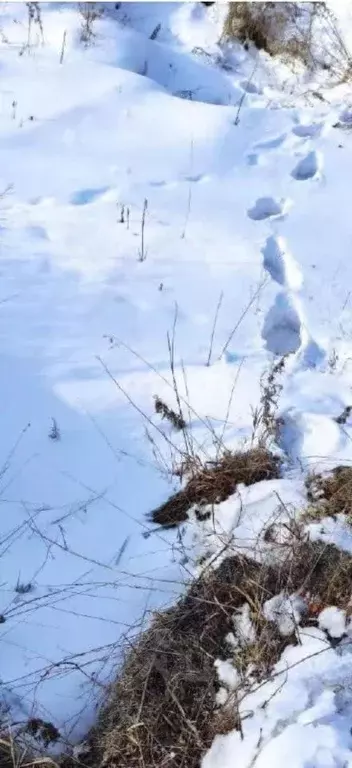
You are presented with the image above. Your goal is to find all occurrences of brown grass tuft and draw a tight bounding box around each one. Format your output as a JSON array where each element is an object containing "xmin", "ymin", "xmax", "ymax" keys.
[
  {"xmin": 89, "ymin": 555, "xmax": 282, "ymax": 768},
  {"xmin": 87, "ymin": 535, "xmax": 352, "ymax": 768},
  {"xmin": 222, "ymin": 3, "xmax": 308, "ymax": 56},
  {"xmin": 149, "ymin": 447, "xmax": 281, "ymax": 528},
  {"xmin": 305, "ymin": 465, "xmax": 352, "ymax": 523},
  {"xmin": 222, "ymin": 3, "xmax": 352, "ymax": 82}
]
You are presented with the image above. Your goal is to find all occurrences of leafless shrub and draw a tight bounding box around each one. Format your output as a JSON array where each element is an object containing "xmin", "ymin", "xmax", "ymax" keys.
[
  {"xmin": 252, "ymin": 356, "xmax": 286, "ymax": 445},
  {"xmin": 19, "ymin": 2, "xmax": 44, "ymax": 55},
  {"xmin": 79, "ymin": 3, "xmax": 103, "ymax": 46}
]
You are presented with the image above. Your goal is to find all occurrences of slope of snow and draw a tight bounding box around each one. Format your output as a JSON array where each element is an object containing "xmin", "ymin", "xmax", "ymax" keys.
[{"xmin": 1, "ymin": 0, "xmax": 352, "ymax": 755}]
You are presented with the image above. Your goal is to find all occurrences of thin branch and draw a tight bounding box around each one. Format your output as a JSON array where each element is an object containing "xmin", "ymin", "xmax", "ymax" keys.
[{"xmin": 206, "ymin": 290, "xmax": 224, "ymax": 366}]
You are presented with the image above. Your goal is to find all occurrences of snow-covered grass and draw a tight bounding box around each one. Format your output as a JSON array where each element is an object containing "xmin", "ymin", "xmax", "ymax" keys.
[{"xmin": 2, "ymin": 1, "xmax": 352, "ymax": 766}]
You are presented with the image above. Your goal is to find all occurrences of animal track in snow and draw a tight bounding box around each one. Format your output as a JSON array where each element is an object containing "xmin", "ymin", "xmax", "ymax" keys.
[
  {"xmin": 183, "ymin": 173, "xmax": 210, "ymax": 183},
  {"xmin": 240, "ymin": 80, "xmax": 262, "ymax": 95},
  {"xmin": 26, "ymin": 225, "xmax": 49, "ymax": 241},
  {"xmin": 335, "ymin": 108, "xmax": 352, "ymax": 128},
  {"xmin": 291, "ymin": 150, "xmax": 322, "ymax": 181},
  {"xmin": 262, "ymin": 292, "xmax": 302, "ymax": 355},
  {"xmin": 299, "ymin": 337, "xmax": 326, "ymax": 370},
  {"xmin": 149, "ymin": 179, "xmax": 177, "ymax": 189},
  {"xmin": 70, "ymin": 187, "xmax": 109, "ymax": 205},
  {"xmin": 262, "ymin": 236, "xmax": 303, "ymax": 291},
  {"xmin": 279, "ymin": 409, "xmax": 343, "ymax": 465},
  {"xmin": 248, "ymin": 196, "xmax": 291, "ymax": 221},
  {"xmin": 253, "ymin": 134, "xmax": 287, "ymax": 151},
  {"xmin": 292, "ymin": 122, "xmax": 324, "ymax": 138}
]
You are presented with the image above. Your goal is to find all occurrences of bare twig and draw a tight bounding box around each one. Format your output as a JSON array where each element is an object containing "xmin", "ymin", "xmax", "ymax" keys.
[
  {"xmin": 206, "ymin": 290, "xmax": 224, "ymax": 366},
  {"xmin": 138, "ymin": 198, "xmax": 148, "ymax": 261},
  {"xmin": 59, "ymin": 30, "xmax": 67, "ymax": 64},
  {"xmin": 218, "ymin": 277, "xmax": 267, "ymax": 360}
]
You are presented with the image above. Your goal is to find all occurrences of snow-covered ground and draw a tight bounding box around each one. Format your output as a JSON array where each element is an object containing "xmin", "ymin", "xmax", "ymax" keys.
[{"xmin": 2, "ymin": 0, "xmax": 352, "ymax": 760}]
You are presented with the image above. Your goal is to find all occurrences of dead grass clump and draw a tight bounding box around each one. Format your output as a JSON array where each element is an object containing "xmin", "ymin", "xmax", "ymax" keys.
[
  {"xmin": 222, "ymin": 2, "xmax": 300, "ymax": 54},
  {"xmin": 305, "ymin": 465, "xmax": 352, "ymax": 523},
  {"xmin": 73, "ymin": 533, "xmax": 352, "ymax": 768},
  {"xmin": 287, "ymin": 538, "xmax": 352, "ymax": 613},
  {"xmin": 222, "ymin": 3, "xmax": 352, "ymax": 81},
  {"xmin": 90, "ymin": 538, "xmax": 352, "ymax": 768},
  {"xmin": 150, "ymin": 446, "xmax": 281, "ymax": 527},
  {"xmin": 89, "ymin": 554, "xmax": 285, "ymax": 768}
]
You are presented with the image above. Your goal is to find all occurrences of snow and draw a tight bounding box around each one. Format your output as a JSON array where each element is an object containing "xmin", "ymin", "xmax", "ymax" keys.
[
  {"xmin": 263, "ymin": 593, "xmax": 307, "ymax": 637},
  {"xmin": 319, "ymin": 606, "xmax": 347, "ymax": 639},
  {"xmin": 2, "ymin": 0, "xmax": 352, "ymax": 760},
  {"xmin": 192, "ymin": 478, "xmax": 305, "ymax": 568},
  {"xmin": 214, "ymin": 658, "xmax": 239, "ymax": 691},
  {"xmin": 232, "ymin": 603, "xmax": 256, "ymax": 646},
  {"xmin": 203, "ymin": 624, "xmax": 352, "ymax": 768},
  {"xmin": 308, "ymin": 514, "xmax": 352, "ymax": 555}
]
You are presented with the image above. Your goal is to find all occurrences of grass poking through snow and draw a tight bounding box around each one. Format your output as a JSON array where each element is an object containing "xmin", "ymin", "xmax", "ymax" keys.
[{"xmin": 149, "ymin": 447, "xmax": 281, "ymax": 528}]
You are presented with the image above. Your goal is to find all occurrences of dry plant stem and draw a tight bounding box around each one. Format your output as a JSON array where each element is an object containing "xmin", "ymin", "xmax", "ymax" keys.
[
  {"xmin": 206, "ymin": 290, "xmax": 224, "ymax": 366},
  {"xmin": 59, "ymin": 30, "xmax": 67, "ymax": 64},
  {"xmin": 96, "ymin": 355, "xmax": 184, "ymax": 460},
  {"xmin": 107, "ymin": 337, "xmax": 221, "ymax": 458},
  {"xmin": 216, "ymin": 357, "xmax": 245, "ymax": 461},
  {"xmin": 218, "ymin": 277, "xmax": 268, "ymax": 360},
  {"xmin": 138, "ymin": 198, "xmax": 148, "ymax": 261},
  {"xmin": 234, "ymin": 59, "xmax": 258, "ymax": 125},
  {"xmin": 167, "ymin": 303, "xmax": 192, "ymax": 457}
]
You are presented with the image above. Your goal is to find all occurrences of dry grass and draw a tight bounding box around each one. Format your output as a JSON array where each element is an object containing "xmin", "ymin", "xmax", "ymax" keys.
[
  {"xmin": 149, "ymin": 446, "xmax": 281, "ymax": 528},
  {"xmin": 305, "ymin": 465, "xmax": 352, "ymax": 524},
  {"xmin": 86, "ymin": 534, "xmax": 352, "ymax": 768},
  {"xmin": 222, "ymin": 2, "xmax": 301, "ymax": 55},
  {"xmin": 222, "ymin": 3, "xmax": 352, "ymax": 82},
  {"xmin": 88, "ymin": 555, "xmax": 283, "ymax": 768},
  {"xmin": 78, "ymin": 3, "xmax": 103, "ymax": 46},
  {"xmin": 0, "ymin": 732, "xmax": 57, "ymax": 768},
  {"xmin": 3, "ymin": 539, "xmax": 352, "ymax": 768}
]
